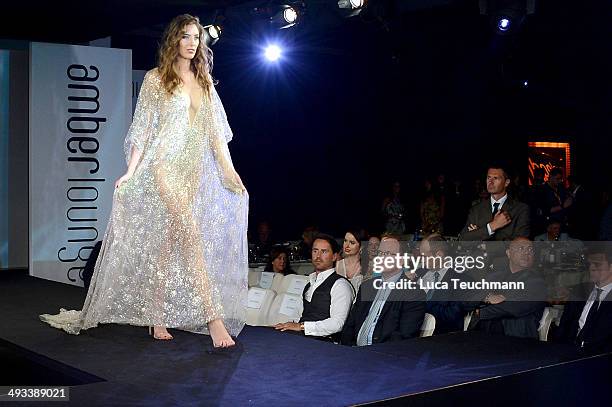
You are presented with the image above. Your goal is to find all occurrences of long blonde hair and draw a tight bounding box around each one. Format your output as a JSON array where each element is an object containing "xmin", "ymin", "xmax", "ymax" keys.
[{"xmin": 157, "ymin": 14, "xmax": 214, "ymax": 96}]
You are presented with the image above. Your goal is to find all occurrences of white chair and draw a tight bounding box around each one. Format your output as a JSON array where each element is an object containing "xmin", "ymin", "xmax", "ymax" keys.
[
  {"xmin": 278, "ymin": 274, "xmax": 309, "ymax": 296},
  {"xmin": 538, "ymin": 307, "xmax": 555, "ymax": 342},
  {"xmin": 270, "ymin": 273, "xmax": 285, "ymax": 293},
  {"xmin": 266, "ymin": 292, "xmax": 304, "ymax": 325},
  {"xmin": 248, "ymin": 270, "xmax": 262, "ymax": 288},
  {"xmin": 245, "ymin": 287, "xmax": 276, "ymax": 326},
  {"xmin": 420, "ymin": 313, "xmax": 436, "ymax": 337},
  {"xmin": 463, "ymin": 311, "xmax": 473, "ymax": 331}
]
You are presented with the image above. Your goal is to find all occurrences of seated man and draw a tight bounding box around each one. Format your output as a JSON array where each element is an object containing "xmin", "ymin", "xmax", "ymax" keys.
[
  {"xmin": 468, "ymin": 237, "xmax": 547, "ymax": 339},
  {"xmin": 417, "ymin": 234, "xmax": 472, "ymax": 334},
  {"xmin": 555, "ymin": 243, "xmax": 612, "ymax": 354},
  {"xmin": 534, "ymin": 220, "xmax": 575, "ymax": 241},
  {"xmin": 275, "ymin": 233, "xmax": 354, "ymax": 340},
  {"xmin": 341, "ymin": 236, "xmax": 425, "ymax": 346}
]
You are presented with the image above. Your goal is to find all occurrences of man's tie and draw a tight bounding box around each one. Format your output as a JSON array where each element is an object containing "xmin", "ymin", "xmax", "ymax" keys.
[
  {"xmin": 576, "ymin": 287, "xmax": 603, "ymax": 346},
  {"xmin": 492, "ymin": 202, "xmax": 500, "ymax": 217},
  {"xmin": 426, "ymin": 271, "xmax": 440, "ymax": 301}
]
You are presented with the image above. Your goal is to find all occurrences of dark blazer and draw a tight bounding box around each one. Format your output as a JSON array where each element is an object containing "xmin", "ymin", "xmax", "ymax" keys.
[
  {"xmin": 471, "ymin": 266, "xmax": 547, "ymax": 339},
  {"xmin": 459, "ymin": 196, "xmax": 530, "ymax": 241},
  {"xmin": 340, "ymin": 273, "xmax": 426, "ymax": 346},
  {"xmin": 555, "ymin": 283, "xmax": 612, "ymax": 354},
  {"xmin": 417, "ymin": 268, "xmax": 474, "ymax": 334}
]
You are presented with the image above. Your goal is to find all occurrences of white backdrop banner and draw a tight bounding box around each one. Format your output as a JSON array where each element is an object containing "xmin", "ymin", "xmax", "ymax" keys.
[{"xmin": 29, "ymin": 42, "xmax": 131, "ymax": 285}]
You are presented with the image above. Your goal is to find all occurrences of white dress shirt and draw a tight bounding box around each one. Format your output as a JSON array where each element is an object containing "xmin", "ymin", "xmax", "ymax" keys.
[
  {"xmin": 578, "ymin": 281, "xmax": 612, "ymax": 331},
  {"xmin": 303, "ymin": 268, "xmax": 354, "ymax": 337},
  {"xmin": 487, "ymin": 194, "xmax": 508, "ymax": 235}
]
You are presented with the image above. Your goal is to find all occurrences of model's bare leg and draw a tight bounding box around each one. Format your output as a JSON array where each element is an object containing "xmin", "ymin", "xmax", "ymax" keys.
[{"xmin": 155, "ymin": 161, "xmax": 234, "ymax": 348}]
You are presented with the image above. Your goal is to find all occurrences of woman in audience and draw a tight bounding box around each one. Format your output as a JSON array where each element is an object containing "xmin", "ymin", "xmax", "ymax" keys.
[
  {"xmin": 336, "ymin": 230, "xmax": 363, "ymax": 294},
  {"xmin": 264, "ymin": 246, "xmax": 296, "ymax": 276},
  {"xmin": 420, "ymin": 178, "xmax": 445, "ymax": 235}
]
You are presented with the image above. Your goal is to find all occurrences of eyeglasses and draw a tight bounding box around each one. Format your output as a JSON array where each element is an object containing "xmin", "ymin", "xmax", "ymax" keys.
[{"xmin": 511, "ymin": 246, "xmax": 535, "ymax": 254}]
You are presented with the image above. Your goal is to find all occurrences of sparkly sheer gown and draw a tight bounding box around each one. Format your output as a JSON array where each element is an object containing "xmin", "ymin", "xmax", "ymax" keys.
[{"xmin": 40, "ymin": 69, "xmax": 248, "ymax": 337}]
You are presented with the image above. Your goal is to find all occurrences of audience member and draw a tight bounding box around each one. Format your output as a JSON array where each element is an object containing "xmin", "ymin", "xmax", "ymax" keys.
[
  {"xmin": 264, "ymin": 246, "xmax": 296, "ymax": 276},
  {"xmin": 555, "ymin": 243, "xmax": 612, "ymax": 354},
  {"xmin": 416, "ymin": 234, "xmax": 473, "ymax": 334},
  {"xmin": 336, "ymin": 230, "xmax": 364, "ymax": 295},
  {"xmin": 420, "ymin": 179, "xmax": 445, "ymax": 235},
  {"xmin": 364, "ymin": 235, "xmax": 381, "ymax": 278},
  {"xmin": 468, "ymin": 238, "xmax": 547, "ymax": 339},
  {"xmin": 254, "ymin": 220, "xmax": 275, "ymax": 258},
  {"xmin": 534, "ymin": 220, "xmax": 574, "ymax": 241},
  {"xmin": 540, "ymin": 167, "xmax": 573, "ymax": 227},
  {"xmin": 381, "ymin": 181, "xmax": 406, "ymax": 235},
  {"xmin": 275, "ymin": 234, "xmax": 354, "ymax": 340},
  {"xmin": 528, "ymin": 167, "xmax": 547, "ymax": 235},
  {"xmin": 341, "ymin": 236, "xmax": 425, "ymax": 346},
  {"xmin": 459, "ymin": 165, "xmax": 530, "ymax": 241},
  {"xmin": 298, "ymin": 225, "xmax": 319, "ymax": 260}
]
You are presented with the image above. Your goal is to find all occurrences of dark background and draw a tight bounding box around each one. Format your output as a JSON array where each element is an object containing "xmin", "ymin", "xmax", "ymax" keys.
[{"xmin": 2, "ymin": 0, "xmax": 611, "ymax": 240}]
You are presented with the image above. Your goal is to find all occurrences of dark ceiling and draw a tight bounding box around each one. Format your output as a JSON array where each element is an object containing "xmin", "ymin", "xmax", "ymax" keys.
[{"xmin": 0, "ymin": 0, "xmax": 255, "ymax": 43}]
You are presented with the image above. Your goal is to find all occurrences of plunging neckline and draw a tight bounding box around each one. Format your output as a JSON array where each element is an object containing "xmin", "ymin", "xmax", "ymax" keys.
[{"xmin": 179, "ymin": 86, "xmax": 203, "ymax": 128}]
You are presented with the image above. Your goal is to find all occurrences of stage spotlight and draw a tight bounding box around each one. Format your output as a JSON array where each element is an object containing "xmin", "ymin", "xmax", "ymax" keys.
[
  {"xmin": 480, "ymin": 0, "xmax": 536, "ymax": 34},
  {"xmin": 338, "ymin": 0, "xmax": 366, "ymax": 17},
  {"xmin": 270, "ymin": 5, "xmax": 300, "ymax": 29},
  {"xmin": 283, "ymin": 7, "xmax": 298, "ymax": 24},
  {"xmin": 497, "ymin": 17, "xmax": 511, "ymax": 31},
  {"xmin": 264, "ymin": 45, "xmax": 282, "ymax": 62},
  {"xmin": 203, "ymin": 24, "xmax": 221, "ymax": 46}
]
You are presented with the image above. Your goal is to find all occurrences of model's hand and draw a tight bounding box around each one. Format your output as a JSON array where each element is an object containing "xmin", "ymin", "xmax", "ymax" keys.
[
  {"xmin": 224, "ymin": 171, "xmax": 246, "ymax": 195},
  {"xmin": 114, "ymin": 171, "xmax": 134, "ymax": 189},
  {"xmin": 274, "ymin": 322, "xmax": 301, "ymax": 332},
  {"xmin": 489, "ymin": 210, "xmax": 511, "ymax": 232}
]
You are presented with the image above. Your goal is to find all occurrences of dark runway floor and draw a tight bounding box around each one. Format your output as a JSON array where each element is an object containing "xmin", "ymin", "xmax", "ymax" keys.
[{"xmin": 0, "ymin": 270, "xmax": 608, "ymax": 406}]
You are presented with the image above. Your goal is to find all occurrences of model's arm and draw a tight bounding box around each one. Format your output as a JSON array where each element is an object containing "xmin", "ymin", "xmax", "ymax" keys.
[
  {"xmin": 207, "ymin": 85, "xmax": 245, "ymax": 194},
  {"xmin": 116, "ymin": 70, "xmax": 159, "ymax": 188}
]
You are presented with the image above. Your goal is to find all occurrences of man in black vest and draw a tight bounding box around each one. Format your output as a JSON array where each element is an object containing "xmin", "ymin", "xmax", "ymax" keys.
[
  {"xmin": 341, "ymin": 236, "xmax": 426, "ymax": 346},
  {"xmin": 555, "ymin": 243, "xmax": 612, "ymax": 354},
  {"xmin": 275, "ymin": 234, "xmax": 354, "ymax": 340}
]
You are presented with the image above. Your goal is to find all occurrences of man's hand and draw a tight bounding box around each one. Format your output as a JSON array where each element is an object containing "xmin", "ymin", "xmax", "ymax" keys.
[
  {"xmin": 485, "ymin": 293, "xmax": 506, "ymax": 304},
  {"xmin": 468, "ymin": 224, "xmax": 479, "ymax": 232},
  {"xmin": 489, "ymin": 210, "xmax": 512, "ymax": 232},
  {"xmin": 274, "ymin": 322, "xmax": 302, "ymax": 332}
]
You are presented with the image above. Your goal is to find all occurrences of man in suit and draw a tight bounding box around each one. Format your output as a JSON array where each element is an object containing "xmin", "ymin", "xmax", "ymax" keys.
[
  {"xmin": 468, "ymin": 238, "xmax": 547, "ymax": 339},
  {"xmin": 417, "ymin": 234, "xmax": 473, "ymax": 334},
  {"xmin": 341, "ymin": 236, "xmax": 426, "ymax": 346},
  {"xmin": 459, "ymin": 166, "xmax": 530, "ymax": 242},
  {"xmin": 275, "ymin": 233, "xmax": 354, "ymax": 340},
  {"xmin": 555, "ymin": 243, "xmax": 612, "ymax": 354}
]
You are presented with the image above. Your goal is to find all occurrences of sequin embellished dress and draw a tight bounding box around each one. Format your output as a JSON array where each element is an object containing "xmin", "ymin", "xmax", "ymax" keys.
[{"xmin": 40, "ymin": 69, "xmax": 248, "ymax": 337}]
